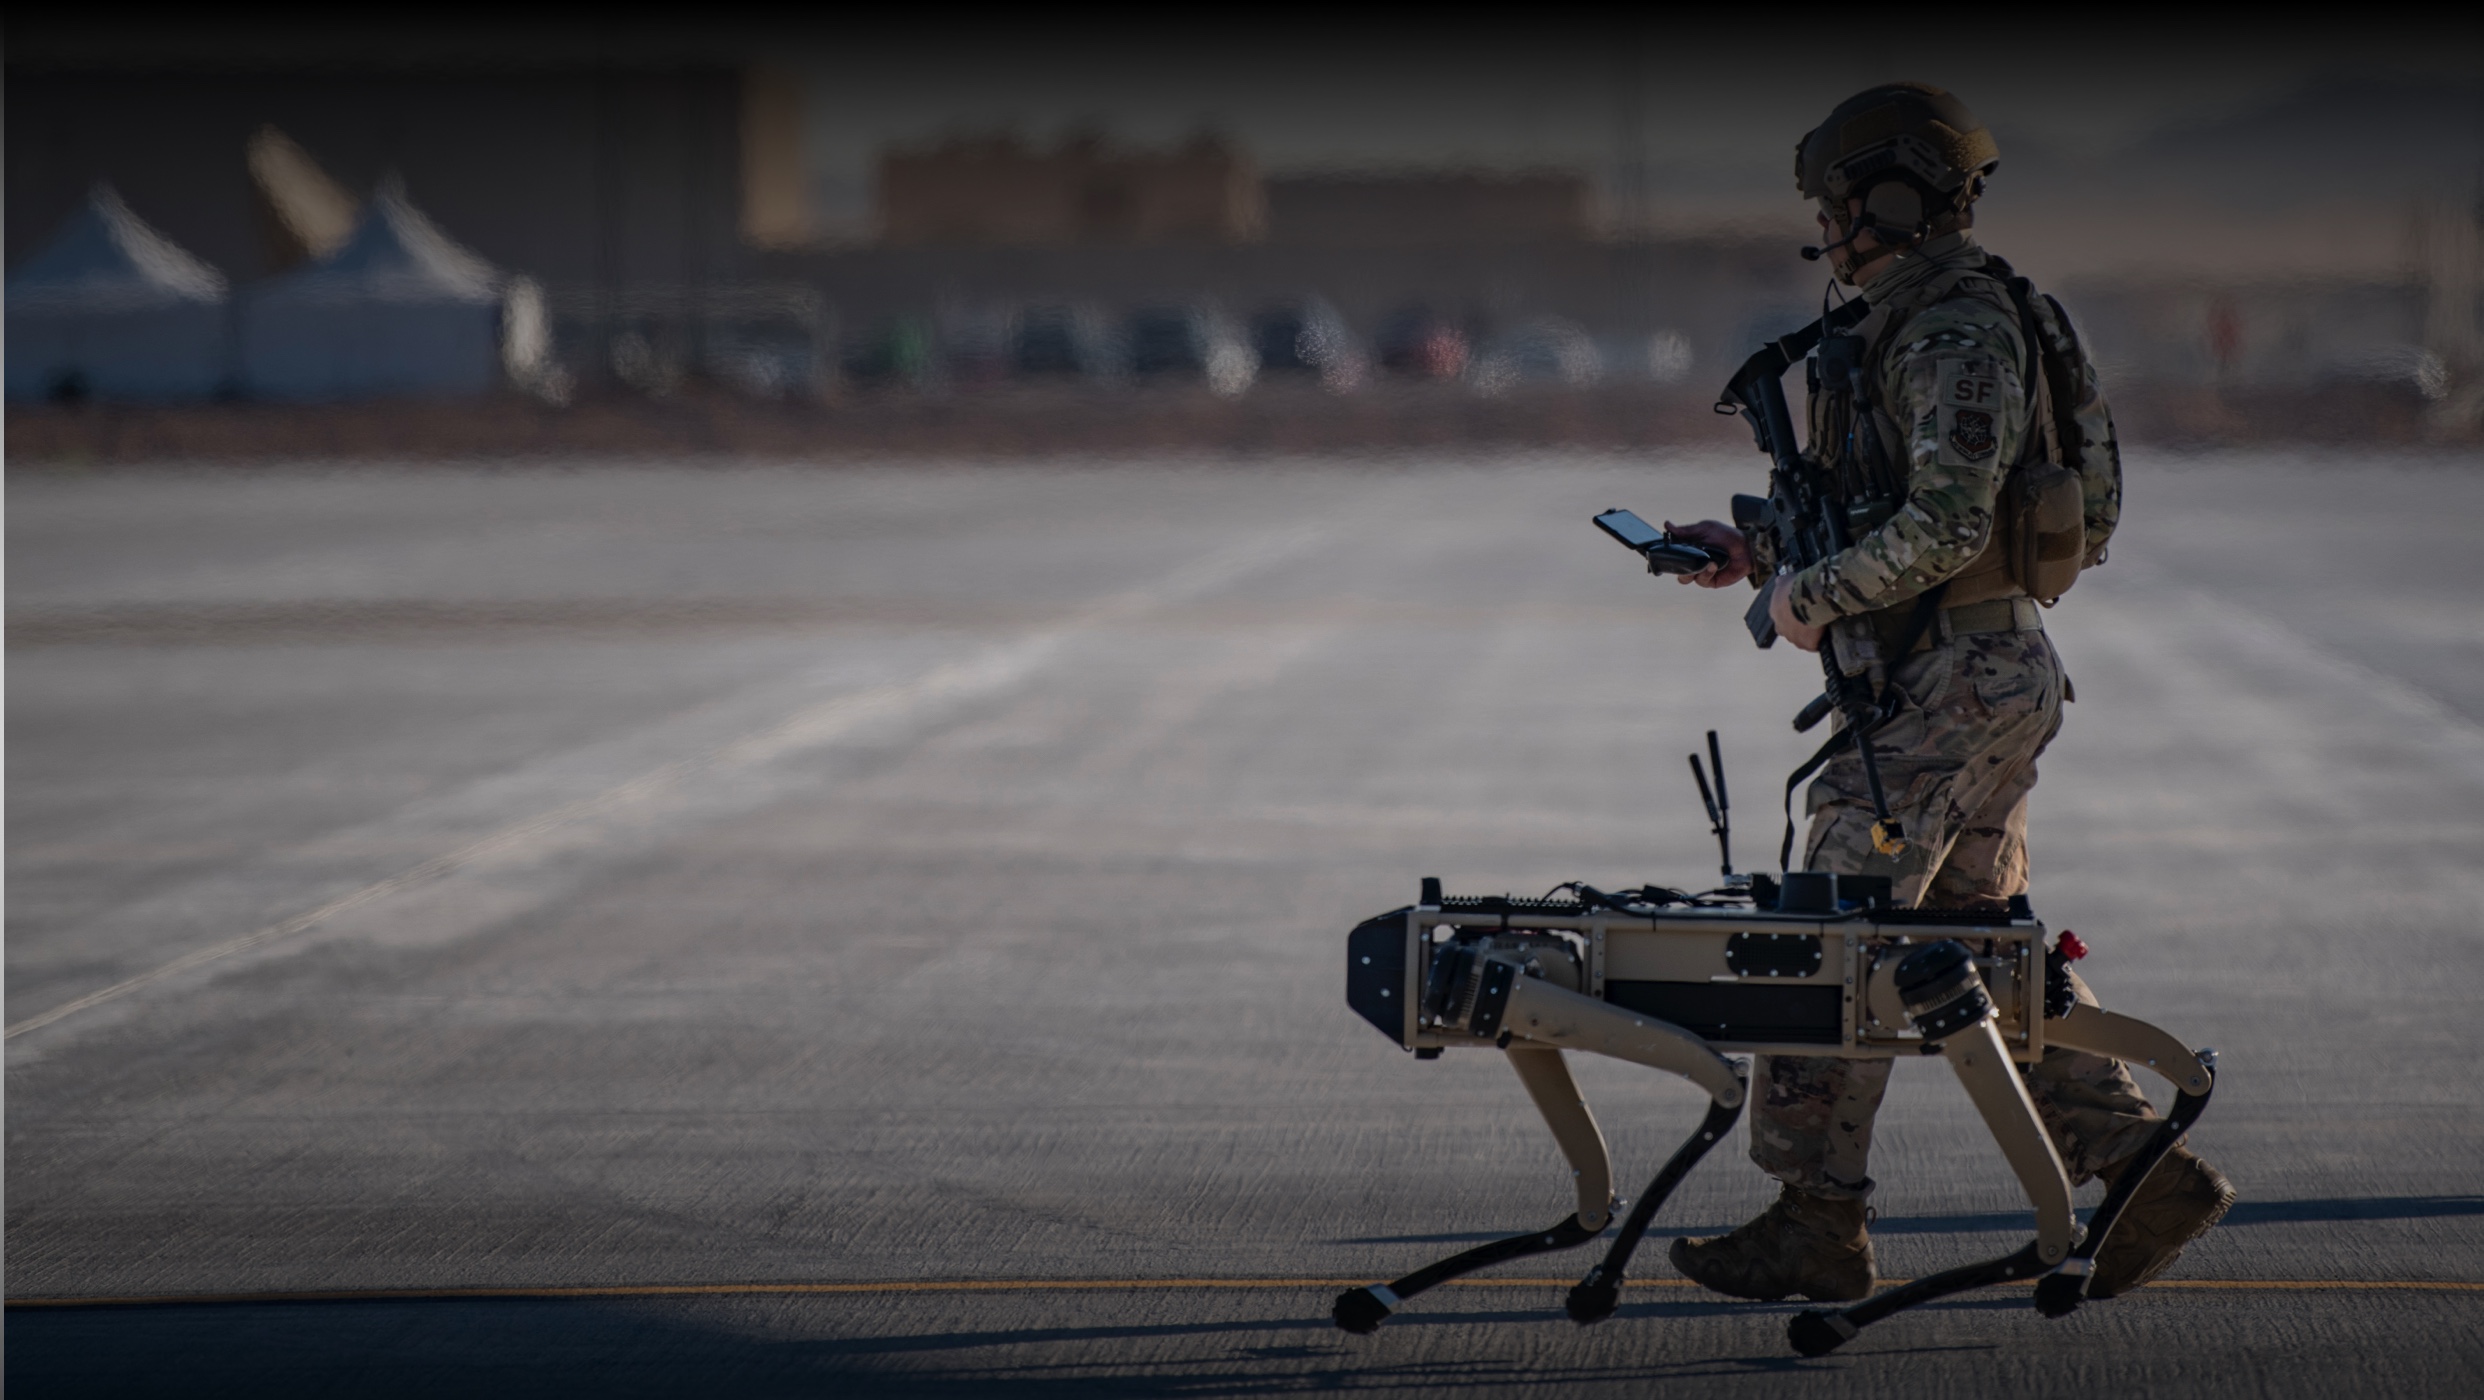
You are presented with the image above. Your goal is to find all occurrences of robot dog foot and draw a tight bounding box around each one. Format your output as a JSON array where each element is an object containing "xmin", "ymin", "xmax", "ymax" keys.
[
  {"xmin": 1332, "ymin": 1285, "xmax": 1395, "ymax": 1335},
  {"xmin": 1331, "ymin": 1214, "xmax": 1602, "ymax": 1334},
  {"xmin": 1787, "ymin": 1241, "xmax": 2051, "ymax": 1355},
  {"xmin": 1787, "ymin": 1309, "xmax": 1860, "ymax": 1357}
]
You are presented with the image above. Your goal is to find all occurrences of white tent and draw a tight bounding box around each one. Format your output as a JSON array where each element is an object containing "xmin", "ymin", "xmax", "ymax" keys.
[
  {"xmin": 239, "ymin": 179, "xmax": 544, "ymax": 401},
  {"xmin": 6, "ymin": 185, "xmax": 231, "ymax": 402}
]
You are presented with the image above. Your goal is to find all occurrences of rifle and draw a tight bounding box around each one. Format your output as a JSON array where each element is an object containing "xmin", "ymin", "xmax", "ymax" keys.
[{"xmin": 1715, "ymin": 301, "xmax": 1908, "ymax": 860}]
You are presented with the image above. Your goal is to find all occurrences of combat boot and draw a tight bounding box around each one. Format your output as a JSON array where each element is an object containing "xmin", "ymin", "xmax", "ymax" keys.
[
  {"xmin": 2088, "ymin": 1146, "xmax": 2236, "ymax": 1298},
  {"xmin": 1669, "ymin": 1185, "xmax": 1875, "ymax": 1302}
]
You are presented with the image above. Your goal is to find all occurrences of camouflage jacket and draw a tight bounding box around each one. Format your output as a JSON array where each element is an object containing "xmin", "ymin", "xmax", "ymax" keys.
[{"xmin": 1782, "ymin": 232, "xmax": 2121, "ymax": 626}]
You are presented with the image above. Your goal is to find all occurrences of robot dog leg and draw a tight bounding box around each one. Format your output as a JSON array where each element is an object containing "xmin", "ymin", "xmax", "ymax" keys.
[
  {"xmin": 1495, "ymin": 971, "xmax": 1750, "ymax": 1325},
  {"xmin": 1565, "ymin": 1092, "xmax": 1746, "ymax": 1325},
  {"xmin": 1333, "ymin": 945, "xmax": 1746, "ymax": 1335},
  {"xmin": 1331, "ymin": 1043, "xmax": 1611, "ymax": 1335},
  {"xmin": 1787, "ymin": 941, "xmax": 2220, "ymax": 1356},
  {"xmin": 2031, "ymin": 1005, "xmax": 2220, "ymax": 1317}
]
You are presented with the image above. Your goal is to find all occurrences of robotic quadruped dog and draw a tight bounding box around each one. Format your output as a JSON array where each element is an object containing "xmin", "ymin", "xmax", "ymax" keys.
[
  {"xmin": 1330, "ymin": 301, "xmax": 2218, "ymax": 1354},
  {"xmin": 1331, "ymin": 737, "xmax": 2218, "ymax": 1357}
]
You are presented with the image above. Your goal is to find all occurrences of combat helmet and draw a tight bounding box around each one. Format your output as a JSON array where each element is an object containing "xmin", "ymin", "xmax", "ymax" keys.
[{"xmin": 1797, "ymin": 82, "xmax": 2000, "ymax": 244}]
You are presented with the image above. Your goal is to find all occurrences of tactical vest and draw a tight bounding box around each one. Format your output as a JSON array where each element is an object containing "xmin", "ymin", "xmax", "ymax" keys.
[{"xmin": 1804, "ymin": 254, "xmax": 2102, "ymax": 623}]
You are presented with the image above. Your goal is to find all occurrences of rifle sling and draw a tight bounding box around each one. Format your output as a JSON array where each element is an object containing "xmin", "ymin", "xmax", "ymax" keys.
[
  {"xmin": 1718, "ymin": 297, "xmax": 1872, "ymax": 410},
  {"xmin": 1780, "ymin": 724, "xmax": 1855, "ymax": 872},
  {"xmin": 1777, "ymin": 583, "xmax": 1945, "ymax": 869}
]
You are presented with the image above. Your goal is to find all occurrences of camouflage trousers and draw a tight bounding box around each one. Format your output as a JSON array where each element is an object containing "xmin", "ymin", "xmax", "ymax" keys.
[{"xmin": 1749, "ymin": 626, "xmax": 2161, "ymax": 1200}]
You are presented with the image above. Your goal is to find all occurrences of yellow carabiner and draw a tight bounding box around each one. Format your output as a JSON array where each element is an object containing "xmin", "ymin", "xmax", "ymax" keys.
[{"xmin": 1871, "ymin": 820, "xmax": 1907, "ymax": 858}]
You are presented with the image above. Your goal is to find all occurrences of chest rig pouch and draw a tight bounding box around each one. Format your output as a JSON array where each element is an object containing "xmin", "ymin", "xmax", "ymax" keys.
[{"xmin": 1808, "ymin": 327, "xmax": 1908, "ymax": 546}]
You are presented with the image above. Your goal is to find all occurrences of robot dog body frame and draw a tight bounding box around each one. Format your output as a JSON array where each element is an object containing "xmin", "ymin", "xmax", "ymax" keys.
[{"xmin": 1336, "ymin": 884, "xmax": 2216, "ymax": 1354}]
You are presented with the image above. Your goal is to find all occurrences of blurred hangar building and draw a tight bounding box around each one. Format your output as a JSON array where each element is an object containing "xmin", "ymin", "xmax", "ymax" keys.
[{"xmin": 876, "ymin": 133, "xmax": 1265, "ymax": 247}]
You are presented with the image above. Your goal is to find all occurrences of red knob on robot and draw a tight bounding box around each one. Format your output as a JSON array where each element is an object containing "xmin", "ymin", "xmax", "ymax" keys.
[{"xmin": 2056, "ymin": 930, "xmax": 2087, "ymax": 961}]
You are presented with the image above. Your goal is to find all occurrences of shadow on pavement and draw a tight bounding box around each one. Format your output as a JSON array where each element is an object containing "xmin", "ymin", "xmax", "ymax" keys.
[
  {"xmin": 2221, "ymin": 1195, "xmax": 2484, "ymax": 1226},
  {"xmin": 12, "ymin": 1204, "xmax": 2480, "ymax": 1399},
  {"xmin": 1343, "ymin": 1194, "xmax": 2484, "ymax": 1247},
  {"xmin": 4, "ymin": 1298, "xmax": 1770, "ymax": 1400}
]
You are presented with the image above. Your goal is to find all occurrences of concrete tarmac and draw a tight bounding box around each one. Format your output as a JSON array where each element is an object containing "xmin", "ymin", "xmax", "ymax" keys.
[{"xmin": 9, "ymin": 450, "xmax": 2484, "ymax": 1397}]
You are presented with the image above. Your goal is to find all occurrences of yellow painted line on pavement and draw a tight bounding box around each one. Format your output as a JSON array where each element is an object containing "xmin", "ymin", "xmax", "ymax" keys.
[{"xmin": 10, "ymin": 1277, "xmax": 2483, "ymax": 1310}]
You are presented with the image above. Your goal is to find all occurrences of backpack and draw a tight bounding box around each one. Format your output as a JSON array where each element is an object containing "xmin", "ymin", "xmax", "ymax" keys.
[{"xmin": 1991, "ymin": 264, "xmax": 2113, "ymax": 603}]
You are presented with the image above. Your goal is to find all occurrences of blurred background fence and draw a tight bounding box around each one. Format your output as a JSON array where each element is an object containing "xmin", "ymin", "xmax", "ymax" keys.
[{"xmin": 8, "ymin": 22, "xmax": 2481, "ymax": 456}]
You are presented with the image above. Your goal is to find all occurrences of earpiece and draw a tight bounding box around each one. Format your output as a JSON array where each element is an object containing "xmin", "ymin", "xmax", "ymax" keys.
[
  {"xmin": 1801, "ymin": 179, "xmax": 1935, "ymax": 261},
  {"xmin": 1862, "ymin": 180, "xmax": 1924, "ymax": 233}
]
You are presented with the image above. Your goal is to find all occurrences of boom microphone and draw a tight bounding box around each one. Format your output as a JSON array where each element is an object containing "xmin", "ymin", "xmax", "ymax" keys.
[
  {"xmin": 1801, "ymin": 228, "xmax": 1866, "ymax": 262},
  {"xmin": 1803, "ymin": 218, "xmax": 1931, "ymax": 262}
]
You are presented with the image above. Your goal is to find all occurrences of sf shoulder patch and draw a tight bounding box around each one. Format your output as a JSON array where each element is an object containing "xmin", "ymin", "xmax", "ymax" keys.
[{"xmin": 1934, "ymin": 358, "xmax": 2007, "ymax": 465}]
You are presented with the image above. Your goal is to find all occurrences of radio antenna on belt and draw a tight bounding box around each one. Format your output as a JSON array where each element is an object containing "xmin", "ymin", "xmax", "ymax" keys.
[{"xmin": 1689, "ymin": 730, "xmax": 1735, "ymax": 879}]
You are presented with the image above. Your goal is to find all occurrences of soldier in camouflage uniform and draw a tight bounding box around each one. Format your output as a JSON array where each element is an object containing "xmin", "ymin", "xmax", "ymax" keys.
[{"xmin": 1663, "ymin": 82, "xmax": 2235, "ymax": 1305}]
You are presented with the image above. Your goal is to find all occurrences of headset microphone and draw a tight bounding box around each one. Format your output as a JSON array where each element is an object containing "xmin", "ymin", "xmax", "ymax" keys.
[
  {"xmin": 1801, "ymin": 220, "xmax": 1872, "ymax": 261},
  {"xmin": 1801, "ymin": 219, "xmax": 1928, "ymax": 263}
]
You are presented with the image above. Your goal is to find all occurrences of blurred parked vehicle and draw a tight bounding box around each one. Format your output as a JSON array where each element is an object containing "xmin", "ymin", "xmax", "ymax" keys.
[
  {"xmin": 1468, "ymin": 317, "xmax": 1601, "ymax": 395},
  {"xmin": 1645, "ymin": 329, "xmax": 1696, "ymax": 384},
  {"xmin": 1016, "ymin": 303, "xmax": 1123, "ymax": 380},
  {"xmin": 1375, "ymin": 307, "xmax": 1469, "ymax": 380},
  {"xmin": 708, "ymin": 323, "xmax": 825, "ymax": 401},
  {"xmin": 938, "ymin": 303, "xmax": 1014, "ymax": 388},
  {"xmin": 1125, "ymin": 304, "xmax": 1257, "ymax": 397},
  {"xmin": 2322, "ymin": 344, "xmax": 2451, "ymax": 400},
  {"xmin": 1251, "ymin": 296, "xmax": 1365, "ymax": 391},
  {"xmin": 609, "ymin": 327, "xmax": 687, "ymax": 397},
  {"xmin": 545, "ymin": 284, "xmax": 821, "ymax": 402},
  {"xmin": 844, "ymin": 316, "xmax": 938, "ymax": 388},
  {"xmin": 1586, "ymin": 330, "xmax": 1695, "ymax": 387}
]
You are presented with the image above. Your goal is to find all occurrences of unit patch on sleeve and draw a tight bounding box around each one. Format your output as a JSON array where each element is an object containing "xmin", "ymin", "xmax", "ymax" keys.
[
  {"xmin": 1947, "ymin": 408, "xmax": 1997, "ymax": 460},
  {"xmin": 1934, "ymin": 358, "xmax": 2006, "ymax": 464}
]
